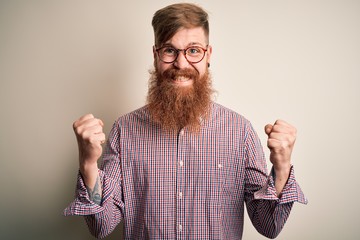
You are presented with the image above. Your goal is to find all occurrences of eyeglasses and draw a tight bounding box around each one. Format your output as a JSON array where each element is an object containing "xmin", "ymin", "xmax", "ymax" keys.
[{"xmin": 155, "ymin": 45, "xmax": 208, "ymax": 64}]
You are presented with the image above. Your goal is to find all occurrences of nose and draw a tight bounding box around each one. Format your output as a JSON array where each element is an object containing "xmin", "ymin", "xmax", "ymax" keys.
[{"xmin": 173, "ymin": 51, "xmax": 190, "ymax": 69}]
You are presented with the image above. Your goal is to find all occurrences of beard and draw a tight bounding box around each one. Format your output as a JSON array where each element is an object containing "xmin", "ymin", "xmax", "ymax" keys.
[{"xmin": 147, "ymin": 66, "xmax": 214, "ymax": 133}]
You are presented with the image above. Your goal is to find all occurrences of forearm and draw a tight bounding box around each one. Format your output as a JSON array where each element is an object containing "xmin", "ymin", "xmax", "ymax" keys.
[
  {"xmin": 249, "ymin": 165, "xmax": 307, "ymax": 235},
  {"xmin": 247, "ymin": 199, "xmax": 294, "ymax": 238},
  {"xmin": 80, "ymin": 162, "xmax": 102, "ymax": 205},
  {"xmin": 84, "ymin": 195, "xmax": 123, "ymax": 238},
  {"xmin": 246, "ymin": 167, "xmax": 293, "ymax": 238},
  {"xmin": 274, "ymin": 164, "xmax": 291, "ymax": 197},
  {"xmin": 83, "ymin": 170, "xmax": 124, "ymax": 238},
  {"xmin": 65, "ymin": 169, "xmax": 123, "ymax": 238}
]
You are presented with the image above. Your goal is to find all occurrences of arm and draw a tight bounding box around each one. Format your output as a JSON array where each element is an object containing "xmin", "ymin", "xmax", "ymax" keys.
[
  {"xmin": 65, "ymin": 115, "xmax": 124, "ymax": 238},
  {"xmin": 244, "ymin": 121, "xmax": 307, "ymax": 238},
  {"xmin": 73, "ymin": 114, "xmax": 105, "ymax": 204},
  {"xmin": 86, "ymin": 174, "xmax": 102, "ymax": 205},
  {"xmin": 265, "ymin": 120, "xmax": 296, "ymax": 197}
]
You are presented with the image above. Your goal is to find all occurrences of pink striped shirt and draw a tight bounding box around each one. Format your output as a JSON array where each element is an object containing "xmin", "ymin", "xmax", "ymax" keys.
[{"xmin": 64, "ymin": 102, "xmax": 307, "ymax": 239}]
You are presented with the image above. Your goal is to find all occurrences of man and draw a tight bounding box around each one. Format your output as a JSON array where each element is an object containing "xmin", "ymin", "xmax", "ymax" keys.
[{"xmin": 65, "ymin": 3, "xmax": 307, "ymax": 239}]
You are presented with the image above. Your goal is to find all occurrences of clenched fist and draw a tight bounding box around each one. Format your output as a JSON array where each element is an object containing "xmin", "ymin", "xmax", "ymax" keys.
[
  {"xmin": 265, "ymin": 120, "xmax": 296, "ymax": 170},
  {"xmin": 265, "ymin": 120, "xmax": 296, "ymax": 195},
  {"xmin": 73, "ymin": 114, "xmax": 105, "ymax": 168}
]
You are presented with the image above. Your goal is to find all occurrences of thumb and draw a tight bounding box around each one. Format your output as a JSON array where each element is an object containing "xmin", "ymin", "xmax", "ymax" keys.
[{"xmin": 264, "ymin": 124, "xmax": 273, "ymax": 136}]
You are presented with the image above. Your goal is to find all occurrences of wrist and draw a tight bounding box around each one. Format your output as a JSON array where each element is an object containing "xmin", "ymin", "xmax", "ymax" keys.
[
  {"xmin": 273, "ymin": 164, "xmax": 291, "ymax": 197},
  {"xmin": 273, "ymin": 163, "xmax": 291, "ymax": 178},
  {"xmin": 79, "ymin": 161, "xmax": 98, "ymax": 178}
]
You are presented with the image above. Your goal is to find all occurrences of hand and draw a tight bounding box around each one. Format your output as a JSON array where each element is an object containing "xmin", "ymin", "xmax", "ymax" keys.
[
  {"xmin": 265, "ymin": 120, "xmax": 296, "ymax": 172},
  {"xmin": 73, "ymin": 114, "xmax": 105, "ymax": 168}
]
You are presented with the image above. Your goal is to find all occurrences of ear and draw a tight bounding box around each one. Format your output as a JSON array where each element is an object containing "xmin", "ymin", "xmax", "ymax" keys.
[
  {"xmin": 153, "ymin": 46, "xmax": 157, "ymax": 59},
  {"xmin": 206, "ymin": 45, "xmax": 212, "ymax": 66}
]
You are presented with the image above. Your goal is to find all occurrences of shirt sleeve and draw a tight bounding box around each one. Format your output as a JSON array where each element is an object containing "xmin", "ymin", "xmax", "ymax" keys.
[
  {"xmin": 254, "ymin": 165, "xmax": 308, "ymax": 204},
  {"xmin": 63, "ymin": 121, "xmax": 124, "ymax": 239},
  {"xmin": 243, "ymin": 122, "xmax": 307, "ymax": 239}
]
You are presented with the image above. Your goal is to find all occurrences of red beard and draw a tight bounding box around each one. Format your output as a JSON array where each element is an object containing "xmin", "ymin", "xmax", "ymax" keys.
[{"xmin": 147, "ymin": 67, "xmax": 213, "ymax": 133}]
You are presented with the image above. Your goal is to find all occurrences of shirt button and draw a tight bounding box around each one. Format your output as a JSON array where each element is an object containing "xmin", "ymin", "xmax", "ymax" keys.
[
  {"xmin": 178, "ymin": 224, "xmax": 182, "ymax": 232},
  {"xmin": 179, "ymin": 192, "xmax": 183, "ymax": 198},
  {"xmin": 218, "ymin": 163, "xmax": 223, "ymax": 169},
  {"xmin": 180, "ymin": 129, "xmax": 184, "ymax": 136},
  {"xmin": 179, "ymin": 161, "xmax": 184, "ymax": 167}
]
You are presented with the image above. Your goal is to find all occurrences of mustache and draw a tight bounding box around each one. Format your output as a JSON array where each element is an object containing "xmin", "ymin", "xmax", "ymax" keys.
[{"xmin": 161, "ymin": 68, "xmax": 199, "ymax": 81}]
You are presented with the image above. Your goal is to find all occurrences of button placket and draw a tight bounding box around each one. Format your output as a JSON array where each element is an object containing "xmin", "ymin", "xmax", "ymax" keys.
[{"xmin": 176, "ymin": 128, "xmax": 186, "ymax": 238}]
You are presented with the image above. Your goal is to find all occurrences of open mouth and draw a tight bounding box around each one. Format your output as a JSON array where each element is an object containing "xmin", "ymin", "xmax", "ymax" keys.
[{"xmin": 172, "ymin": 76, "xmax": 193, "ymax": 86}]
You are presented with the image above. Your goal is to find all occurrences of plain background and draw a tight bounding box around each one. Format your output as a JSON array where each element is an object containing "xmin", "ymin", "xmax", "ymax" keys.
[{"xmin": 1, "ymin": 0, "xmax": 359, "ymax": 239}]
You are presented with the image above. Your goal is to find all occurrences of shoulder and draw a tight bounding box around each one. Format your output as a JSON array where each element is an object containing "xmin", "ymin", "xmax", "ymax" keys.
[
  {"xmin": 113, "ymin": 105, "xmax": 154, "ymax": 130},
  {"xmin": 210, "ymin": 102, "xmax": 251, "ymax": 126},
  {"xmin": 116, "ymin": 105, "xmax": 149, "ymax": 121},
  {"xmin": 207, "ymin": 103, "xmax": 259, "ymax": 145}
]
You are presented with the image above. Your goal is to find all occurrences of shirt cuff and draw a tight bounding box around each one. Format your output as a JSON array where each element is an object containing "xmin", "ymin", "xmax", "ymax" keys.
[
  {"xmin": 254, "ymin": 165, "xmax": 308, "ymax": 205},
  {"xmin": 63, "ymin": 169, "xmax": 115, "ymax": 216}
]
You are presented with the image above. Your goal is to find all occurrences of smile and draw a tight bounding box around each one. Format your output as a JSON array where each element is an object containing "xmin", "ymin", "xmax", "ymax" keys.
[{"xmin": 172, "ymin": 76, "xmax": 193, "ymax": 86}]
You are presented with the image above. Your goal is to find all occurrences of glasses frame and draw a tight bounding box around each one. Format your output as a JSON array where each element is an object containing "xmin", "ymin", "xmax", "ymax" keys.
[{"xmin": 155, "ymin": 45, "xmax": 208, "ymax": 64}]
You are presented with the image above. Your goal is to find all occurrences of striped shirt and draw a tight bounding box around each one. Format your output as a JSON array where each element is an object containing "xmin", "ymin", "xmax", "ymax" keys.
[{"xmin": 64, "ymin": 102, "xmax": 307, "ymax": 239}]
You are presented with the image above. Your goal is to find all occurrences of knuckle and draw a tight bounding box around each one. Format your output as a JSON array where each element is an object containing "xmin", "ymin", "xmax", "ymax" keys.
[
  {"xmin": 73, "ymin": 126, "xmax": 82, "ymax": 135},
  {"xmin": 281, "ymin": 141, "xmax": 289, "ymax": 149},
  {"xmin": 272, "ymin": 125, "xmax": 280, "ymax": 132},
  {"xmin": 73, "ymin": 120, "xmax": 80, "ymax": 131},
  {"xmin": 87, "ymin": 134, "xmax": 98, "ymax": 144},
  {"xmin": 82, "ymin": 130, "xmax": 94, "ymax": 142},
  {"xmin": 269, "ymin": 132, "xmax": 276, "ymax": 139}
]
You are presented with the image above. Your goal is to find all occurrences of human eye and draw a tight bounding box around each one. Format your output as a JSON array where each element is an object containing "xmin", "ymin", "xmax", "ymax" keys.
[
  {"xmin": 187, "ymin": 47, "xmax": 201, "ymax": 55},
  {"xmin": 162, "ymin": 47, "xmax": 176, "ymax": 55}
]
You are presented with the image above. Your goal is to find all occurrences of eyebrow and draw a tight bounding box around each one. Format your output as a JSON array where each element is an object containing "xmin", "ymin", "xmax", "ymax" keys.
[{"xmin": 161, "ymin": 42, "xmax": 206, "ymax": 48}]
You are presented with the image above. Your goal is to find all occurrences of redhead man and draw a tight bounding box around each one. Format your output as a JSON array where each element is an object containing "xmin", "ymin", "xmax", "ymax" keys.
[{"xmin": 65, "ymin": 3, "xmax": 307, "ymax": 239}]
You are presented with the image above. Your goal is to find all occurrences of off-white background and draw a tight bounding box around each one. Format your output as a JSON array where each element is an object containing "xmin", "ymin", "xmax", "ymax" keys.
[{"xmin": 1, "ymin": 0, "xmax": 359, "ymax": 239}]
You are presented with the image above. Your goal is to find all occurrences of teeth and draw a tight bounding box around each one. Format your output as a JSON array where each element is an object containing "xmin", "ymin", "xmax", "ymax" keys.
[
  {"xmin": 176, "ymin": 77, "xmax": 189, "ymax": 82},
  {"xmin": 171, "ymin": 76, "xmax": 193, "ymax": 86}
]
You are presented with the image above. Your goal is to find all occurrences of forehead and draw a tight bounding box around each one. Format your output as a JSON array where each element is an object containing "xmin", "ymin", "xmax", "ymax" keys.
[{"xmin": 164, "ymin": 27, "xmax": 207, "ymax": 47}]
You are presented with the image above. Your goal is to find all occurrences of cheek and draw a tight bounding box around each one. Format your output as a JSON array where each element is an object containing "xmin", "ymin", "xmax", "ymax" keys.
[
  {"xmin": 156, "ymin": 61, "xmax": 171, "ymax": 74},
  {"xmin": 195, "ymin": 63, "xmax": 207, "ymax": 77}
]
